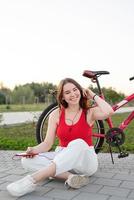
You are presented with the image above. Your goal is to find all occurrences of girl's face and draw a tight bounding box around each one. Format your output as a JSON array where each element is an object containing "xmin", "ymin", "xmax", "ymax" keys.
[{"xmin": 62, "ymin": 83, "xmax": 81, "ymax": 105}]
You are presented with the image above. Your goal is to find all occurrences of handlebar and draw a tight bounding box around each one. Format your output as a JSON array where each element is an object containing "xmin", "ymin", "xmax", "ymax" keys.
[{"xmin": 129, "ymin": 76, "xmax": 134, "ymax": 81}]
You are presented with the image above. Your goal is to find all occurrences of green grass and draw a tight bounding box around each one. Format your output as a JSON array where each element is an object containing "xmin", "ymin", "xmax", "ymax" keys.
[
  {"xmin": 101, "ymin": 112, "xmax": 134, "ymax": 153},
  {"xmin": 0, "ymin": 123, "xmax": 37, "ymax": 150},
  {"xmin": 0, "ymin": 112, "xmax": 134, "ymax": 153},
  {"xmin": 0, "ymin": 103, "xmax": 48, "ymax": 112}
]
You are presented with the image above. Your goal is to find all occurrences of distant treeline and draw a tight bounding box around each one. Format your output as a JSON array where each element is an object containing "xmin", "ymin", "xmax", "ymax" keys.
[
  {"xmin": 0, "ymin": 82, "xmax": 57, "ymax": 105},
  {"xmin": 0, "ymin": 82, "xmax": 133, "ymax": 105}
]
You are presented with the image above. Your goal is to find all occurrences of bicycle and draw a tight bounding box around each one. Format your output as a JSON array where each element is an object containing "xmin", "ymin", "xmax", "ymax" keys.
[{"xmin": 36, "ymin": 70, "xmax": 134, "ymax": 163}]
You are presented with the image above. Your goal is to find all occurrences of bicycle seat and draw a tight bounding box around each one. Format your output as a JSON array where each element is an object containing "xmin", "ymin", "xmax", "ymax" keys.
[{"xmin": 83, "ymin": 70, "xmax": 110, "ymax": 79}]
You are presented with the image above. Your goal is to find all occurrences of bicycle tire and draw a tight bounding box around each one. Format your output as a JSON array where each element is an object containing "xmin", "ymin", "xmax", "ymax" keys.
[{"xmin": 36, "ymin": 103, "xmax": 105, "ymax": 153}]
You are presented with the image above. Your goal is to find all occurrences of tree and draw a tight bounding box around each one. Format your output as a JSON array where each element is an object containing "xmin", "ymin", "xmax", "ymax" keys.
[
  {"xmin": 0, "ymin": 86, "xmax": 12, "ymax": 104},
  {"xmin": 0, "ymin": 92, "xmax": 5, "ymax": 104},
  {"xmin": 24, "ymin": 82, "xmax": 57, "ymax": 103},
  {"xmin": 12, "ymin": 85, "xmax": 34, "ymax": 104},
  {"xmin": 88, "ymin": 84, "xmax": 125, "ymax": 105},
  {"xmin": 102, "ymin": 87, "xmax": 125, "ymax": 104}
]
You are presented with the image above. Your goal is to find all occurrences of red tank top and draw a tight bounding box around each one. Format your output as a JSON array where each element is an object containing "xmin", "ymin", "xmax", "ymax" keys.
[{"xmin": 56, "ymin": 108, "xmax": 93, "ymax": 147}]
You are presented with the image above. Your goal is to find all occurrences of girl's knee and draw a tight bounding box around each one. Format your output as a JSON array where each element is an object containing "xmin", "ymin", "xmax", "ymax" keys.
[
  {"xmin": 68, "ymin": 139, "xmax": 88, "ymax": 148},
  {"xmin": 87, "ymin": 165, "xmax": 98, "ymax": 176}
]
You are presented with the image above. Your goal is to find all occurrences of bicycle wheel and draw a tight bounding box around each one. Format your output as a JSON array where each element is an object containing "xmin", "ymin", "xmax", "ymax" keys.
[{"xmin": 36, "ymin": 103, "xmax": 105, "ymax": 153}]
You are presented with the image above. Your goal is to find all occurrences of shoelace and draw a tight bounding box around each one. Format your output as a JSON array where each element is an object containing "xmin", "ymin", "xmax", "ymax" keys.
[{"xmin": 64, "ymin": 181, "xmax": 71, "ymax": 189}]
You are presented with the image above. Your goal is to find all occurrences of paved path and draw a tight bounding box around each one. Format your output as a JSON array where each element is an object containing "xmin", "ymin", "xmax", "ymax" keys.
[{"xmin": 0, "ymin": 151, "xmax": 134, "ymax": 200}]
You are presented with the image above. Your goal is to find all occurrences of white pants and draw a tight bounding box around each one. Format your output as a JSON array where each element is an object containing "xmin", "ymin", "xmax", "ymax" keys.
[{"xmin": 21, "ymin": 139, "xmax": 98, "ymax": 176}]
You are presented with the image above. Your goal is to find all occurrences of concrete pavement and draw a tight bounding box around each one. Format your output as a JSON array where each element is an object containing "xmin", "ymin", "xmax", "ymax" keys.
[{"xmin": 0, "ymin": 150, "xmax": 134, "ymax": 200}]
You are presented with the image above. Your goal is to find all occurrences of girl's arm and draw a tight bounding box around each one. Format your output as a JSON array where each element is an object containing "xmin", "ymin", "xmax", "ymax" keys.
[
  {"xmin": 83, "ymin": 88, "xmax": 114, "ymax": 121},
  {"xmin": 26, "ymin": 108, "xmax": 60, "ymax": 154}
]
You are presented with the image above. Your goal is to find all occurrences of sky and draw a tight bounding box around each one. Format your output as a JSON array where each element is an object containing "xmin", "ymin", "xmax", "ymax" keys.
[{"xmin": 0, "ymin": 0, "xmax": 134, "ymax": 95}]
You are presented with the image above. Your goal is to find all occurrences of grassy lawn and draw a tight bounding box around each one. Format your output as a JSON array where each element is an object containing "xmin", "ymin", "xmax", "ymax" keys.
[
  {"xmin": 101, "ymin": 112, "xmax": 134, "ymax": 153},
  {"xmin": 0, "ymin": 103, "xmax": 48, "ymax": 112},
  {"xmin": 0, "ymin": 112, "xmax": 134, "ymax": 153},
  {"xmin": 0, "ymin": 123, "xmax": 37, "ymax": 150}
]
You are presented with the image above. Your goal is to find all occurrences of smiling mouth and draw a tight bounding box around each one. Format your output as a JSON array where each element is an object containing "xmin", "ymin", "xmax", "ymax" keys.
[{"xmin": 70, "ymin": 97, "xmax": 79, "ymax": 101}]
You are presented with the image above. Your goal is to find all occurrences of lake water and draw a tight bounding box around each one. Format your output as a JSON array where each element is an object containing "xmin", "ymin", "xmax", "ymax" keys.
[
  {"xmin": 0, "ymin": 107, "xmax": 134, "ymax": 126},
  {"xmin": 0, "ymin": 111, "xmax": 41, "ymax": 126}
]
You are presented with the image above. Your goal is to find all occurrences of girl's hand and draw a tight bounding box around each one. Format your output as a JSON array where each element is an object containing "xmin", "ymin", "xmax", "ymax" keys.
[
  {"xmin": 25, "ymin": 147, "xmax": 37, "ymax": 158},
  {"xmin": 82, "ymin": 88, "xmax": 95, "ymax": 99},
  {"xmin": 82, "ymin": 88, "xmax": 88, "ymax": 98}
]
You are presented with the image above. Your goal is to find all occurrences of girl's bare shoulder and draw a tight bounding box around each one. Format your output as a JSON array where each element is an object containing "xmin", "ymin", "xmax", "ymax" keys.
[
  {"xmin": 49, "ymin": 107, "xmax": 61, "ymax": 123},
  {"xmin": 49, "ymin": 107, "xmax": 60, "ymax": 116}
]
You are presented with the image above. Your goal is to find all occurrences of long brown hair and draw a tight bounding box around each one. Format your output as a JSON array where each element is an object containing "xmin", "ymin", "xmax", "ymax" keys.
[{"xmin": 57, "ymin": 78, "xmax": 88, "ymax": 109}]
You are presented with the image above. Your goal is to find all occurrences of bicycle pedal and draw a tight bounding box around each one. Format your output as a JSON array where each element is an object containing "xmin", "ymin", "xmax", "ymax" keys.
[{"xmin": 118, "ymin": 152, "xmax": 129, "ymax": 158}]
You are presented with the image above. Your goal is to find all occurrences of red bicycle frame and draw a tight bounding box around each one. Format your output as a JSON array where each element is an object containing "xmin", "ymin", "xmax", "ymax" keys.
[
  {"xmin": 92, "ymin": 93, "xmax": 134, "ymax": 138},
  {"xmin": 83, "ymin": 70, "xmax": 134, "ymax": 139},
  {"xmin": 104, "ymin": 93, "xmax": 134, "ymax": 131}
]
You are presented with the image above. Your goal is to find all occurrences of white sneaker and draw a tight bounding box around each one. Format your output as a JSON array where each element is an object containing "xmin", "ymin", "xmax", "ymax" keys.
[
  {"xmin": 65, "ymin": 174, "xmax": 89, "ymax": 189},
  {"xmin": 7, "ymin": 175, "xmax": 36, "ymax": 197}
]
